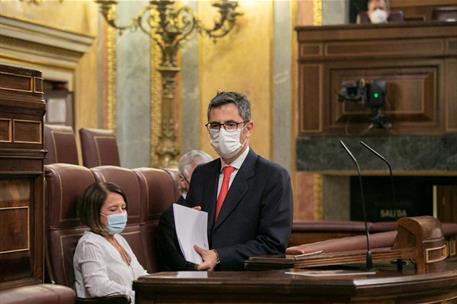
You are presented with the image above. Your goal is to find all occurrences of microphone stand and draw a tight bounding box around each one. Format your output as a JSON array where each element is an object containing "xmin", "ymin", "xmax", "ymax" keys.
[
  {"xmin": 359, "ymin": 140, "xmax": 396, "ymax": 209},
  {"xmin": 339, "ymin": 140, "xmax": 373, "ymax": 271},
  {"xmin": 360, "ymin": 140, "xmax": 403, "ymax": 271}
]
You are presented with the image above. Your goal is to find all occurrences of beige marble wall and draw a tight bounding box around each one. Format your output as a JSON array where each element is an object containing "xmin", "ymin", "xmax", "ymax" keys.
[
  {"xmin": 293, "ymin": 0, "xmax": 321, "ymax": 220},
  {"xmin": 0, "ymin": 1, "xmax": 99, "ymax": 134},
  {"xmin": 0, "ymin": 1, "xmax": 97, "ymax": 36},
  {"xmin": 197, "ymin": 0, "xmax": 274, "ymax": 159}
]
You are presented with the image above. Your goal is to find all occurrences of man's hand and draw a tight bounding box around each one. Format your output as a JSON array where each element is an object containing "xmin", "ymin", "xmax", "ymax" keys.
[{"xmin": 194, "ymin": 245, "xmax": 218, "ymax": 271}]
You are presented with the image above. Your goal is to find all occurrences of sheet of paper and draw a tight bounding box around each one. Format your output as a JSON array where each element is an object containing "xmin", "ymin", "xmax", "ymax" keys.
[
  {"xmin": 173, "ymin": 203, "xmax": 209, "ymax": 265},
  {"xmin": 176, "ymin": 271, "xmax": 208, "ymax": 278},
  {"xmin": 285, "ymin": 270, "xmax": 376, "ymax": 277}
]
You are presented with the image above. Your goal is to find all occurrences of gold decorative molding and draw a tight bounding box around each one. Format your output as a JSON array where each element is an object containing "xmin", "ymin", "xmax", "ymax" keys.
[
  {"xmin": 313, "ymin": 173, "xmax": 323, "ymax": 220},
  {"xmin": 150, "ymin": 41, "xmax": 161, "ymax": 167},
  {"xmin": 291, "ymin": 0, "xmax": 298, "ymax": 206},
  {"xmin": 0, "ymin": 16, "xmax": 93, "ymax": 57},
  {"xmin": 311, "ymin": 0, "xmax": 322, "ymax": 219},
  {"xmin": 313, "ymin": 0, "xmax": 322, "ymax": 26},
  {"xmin": 18, "ymin": 0, "xmax": 62, "ymax": 4},
  {"xmin": 106, "ymin": 24, "xmax": 116, "ymax": 132}
]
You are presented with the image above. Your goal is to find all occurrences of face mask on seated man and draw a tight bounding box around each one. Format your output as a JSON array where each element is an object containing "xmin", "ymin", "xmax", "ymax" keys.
[
  {"xmin": 369, "ymin": 8, "xmax": 388, "ymax": 23},
  {"xmin": 368, "ymin": 0, "xmax": 390, "ymax": 24}
]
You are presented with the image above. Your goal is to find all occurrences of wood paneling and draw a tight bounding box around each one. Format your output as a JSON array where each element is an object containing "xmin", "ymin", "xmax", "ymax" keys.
[
  {"xmin": 0, "ymin": 179, "xmax": 30, "ymax": 206},
  {"xmin": 391, "ymin": 0, "xmax": 457, "ymax": 21},
  {"xmin": 0, "ymin": 119, "xmax": 11, "ymax": 142},
  {"xmin": 0, "ymin": 64, "xmax": 45, "ymax": 290},
  {"xmin": 296, "ymin": 22, "xmax": 457, "ymax": 135},
  {"xmin": 299, "ymin": 65, "xmax": 321, "ymax": 132},
  {"xmin": 446, "ymin": 59, "xmax": 457, "ymax": 131},
  {"xmin": 326, "ymin": 39, "xmax": 445, "ymax": 57},
  {"xmin": 12, "ymin": 120, "xmax": 41, "ymax": 144},
  {"xmin": 437, "ymin": 186, "xmax": 457, "ymax": 223},
  {"xmin": 0, "ymin": 72, "xmax": 33, "ymax": 93},
  {"xmin": 0, "ymin": 208, "xmax": 29, "ymax": 253},
  {"xmin": 327, "ymin": 65, "xmax": 440, "ymax": 133}
]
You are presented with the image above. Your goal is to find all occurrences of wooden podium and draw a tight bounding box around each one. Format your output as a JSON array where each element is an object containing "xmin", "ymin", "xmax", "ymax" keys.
[
  {"xmin": 134, "ymin": 217, "xmax": 457, "ymax": 303},
  {"xmin": 134, "ymin": 262, "xmax": 457, "ymax": 303},
  {"xmin": 247, "ymin": 216, "xmax": 449, "ymax": 273}
]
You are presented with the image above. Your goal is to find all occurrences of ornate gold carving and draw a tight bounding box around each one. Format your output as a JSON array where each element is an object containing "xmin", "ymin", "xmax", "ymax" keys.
[
  {"xmin": 96, "ymin": 0, "xmax": 242, "ymax": 168},
  {"xmin": 151, "ymin": 41, "xmax": 162, "ymax": 167},
  {"xmin": 313, "ymin": 174, "xmax": 323, "ymax": 220},
  {"xmin": 106, "ymin": 23, "xmax": 117, "ymax": 131},
  {"xmin": 313, "ymin": 0, "xmax": 322, "ymax": 26}
]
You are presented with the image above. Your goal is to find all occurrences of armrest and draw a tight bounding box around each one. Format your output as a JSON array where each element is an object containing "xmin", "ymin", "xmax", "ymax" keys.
[
  {"xmin": 0, "ymin": 284, "xmax": 75, "ymax": 304},
  {"xmin": 76, "ymin": 295, "xmax": 130, "ymax": 304}
]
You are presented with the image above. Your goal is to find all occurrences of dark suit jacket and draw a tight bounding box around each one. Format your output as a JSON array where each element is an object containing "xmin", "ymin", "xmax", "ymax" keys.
[
  {"xmin": 155, "ymin": 196, "xmax": 197, "ymax": 271},
  {"xmin": 187, "ymin": 149, "xmax": 293, "ymax": 270}
]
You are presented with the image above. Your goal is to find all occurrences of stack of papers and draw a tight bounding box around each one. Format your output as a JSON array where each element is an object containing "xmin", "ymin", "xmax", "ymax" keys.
[{"xmin": 173, "ymin": 204, "xmax": 209, "ymax": 264}]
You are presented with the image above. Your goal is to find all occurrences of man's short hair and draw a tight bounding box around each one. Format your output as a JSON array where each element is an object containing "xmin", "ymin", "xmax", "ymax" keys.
[
  {"xmin": 178, "ymin": 150, "xmax": 213, "ymax": 179},
  {"xmin": 207, "ymin": 91, "xmax": 251, "ymax": 122},
  {"xmin": 368, "ymin": 0, "xmax": 390, "ymax": 9}
]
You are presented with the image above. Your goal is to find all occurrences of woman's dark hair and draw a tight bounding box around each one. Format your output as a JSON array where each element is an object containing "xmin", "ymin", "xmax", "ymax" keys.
[{"xmin": 78, "ymin": 182, "xmax": 128, "ymax": 235}]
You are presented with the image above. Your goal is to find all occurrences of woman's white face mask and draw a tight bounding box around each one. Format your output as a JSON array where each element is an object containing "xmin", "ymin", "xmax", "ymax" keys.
[
  {"xmin": 369, "ymin": 8, "xmax": 388, "ymax": 24},
  {"xmin": 209, "ymin": 126, "xmax": 246, "ymax": 159}
]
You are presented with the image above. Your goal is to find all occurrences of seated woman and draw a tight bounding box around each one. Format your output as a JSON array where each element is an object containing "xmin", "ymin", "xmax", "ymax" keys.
[{"xmin": 73, "ymin": 182, "xmax": 147, "ymax": 303}]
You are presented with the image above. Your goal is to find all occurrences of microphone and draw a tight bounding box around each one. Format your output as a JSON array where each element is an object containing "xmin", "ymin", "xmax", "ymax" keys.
[
  {"xmin": 359, "ymin": 140, "xmax": 396, "ymax": 213},
  {"xmin": 339, "ymin": 139, "xmax": 373, "ymax": 270},
  {"xmin": 359, "ymin": 140, "xmax": 405, "ymax": 271}
]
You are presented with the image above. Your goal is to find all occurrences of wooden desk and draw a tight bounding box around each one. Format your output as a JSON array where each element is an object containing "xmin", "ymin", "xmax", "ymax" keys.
[{"xmin": 134, "ymin": 260, "xmax": 457, "ymax": 304}]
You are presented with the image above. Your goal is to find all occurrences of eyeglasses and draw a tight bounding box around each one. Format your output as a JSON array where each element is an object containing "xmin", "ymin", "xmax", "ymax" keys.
[{"xmin": 205, "ymin": 121, "xmax": 247, "ymax": 132}]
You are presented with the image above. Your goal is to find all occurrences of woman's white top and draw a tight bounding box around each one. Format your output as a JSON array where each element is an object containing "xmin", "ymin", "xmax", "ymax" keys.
[{"xmin": 73, "ymin": 231, "xmax": 148, "ymax": 303}]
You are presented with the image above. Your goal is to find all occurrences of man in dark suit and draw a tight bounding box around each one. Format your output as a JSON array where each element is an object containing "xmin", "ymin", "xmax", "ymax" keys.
[
  {"xmin": 156, "ymin": 91, "xmax": 292, "ymax": 271},
  {"xmin": 156, "ymin": 150, "xmax": 212, "ymax": 271},
  {"xmin": 189, "ymin": 91, "xmax": 293, "ymax": 271}
]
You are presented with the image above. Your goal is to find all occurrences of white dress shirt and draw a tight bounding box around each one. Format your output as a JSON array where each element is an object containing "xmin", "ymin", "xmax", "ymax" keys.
[
  {"xmin": 73, "ymin": 231, "xmax": 147, "ymax": 304},
  {"xmin": 217, "ymin": 147, "xmax": 250, "ymax": 196}
]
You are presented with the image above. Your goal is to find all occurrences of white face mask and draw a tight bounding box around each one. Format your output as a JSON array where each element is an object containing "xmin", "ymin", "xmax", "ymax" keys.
[
  {"xmin": 369, "ymin": 9, "xmax": 388, "ymax": 24},
  {"xmin": 101, "ymin": 211, "xmax": 128, "ymax": 235},
  {"xmin": 209, "ymin": 127, "xmax": 245, "ymax": 160}
]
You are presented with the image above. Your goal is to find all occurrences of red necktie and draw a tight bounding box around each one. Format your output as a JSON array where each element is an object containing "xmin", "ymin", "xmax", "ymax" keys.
[{"xmin": 215, "ymin": 166, "xmax": 235, "ymax": 219}]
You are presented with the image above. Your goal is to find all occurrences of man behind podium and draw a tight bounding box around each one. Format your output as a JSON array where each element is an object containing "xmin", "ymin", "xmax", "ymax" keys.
[
  {"xmin": 190, "ymin": 91, "xmax": 293, "ymax": 271},
  {"xmin": 357, "ymin": 0, "xmax": 393, "ymax": 24}
]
